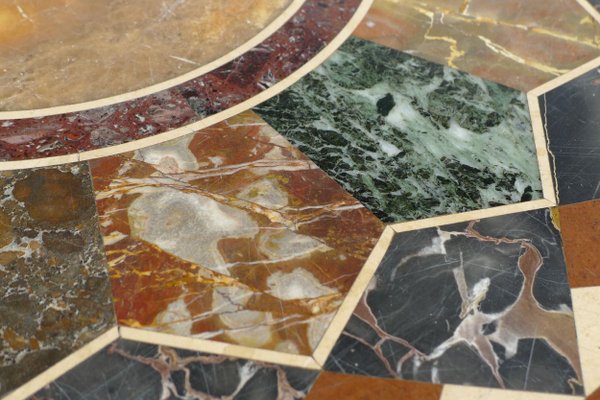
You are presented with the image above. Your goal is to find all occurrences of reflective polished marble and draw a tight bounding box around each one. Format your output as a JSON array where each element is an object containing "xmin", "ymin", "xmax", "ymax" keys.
[
  {"xmin": 0, "ymin": 0, "xmax": 291, "ymax": 111},
  {"xmin": 2, "ymin": 0, "xmax": 600, "ymax": 399}
]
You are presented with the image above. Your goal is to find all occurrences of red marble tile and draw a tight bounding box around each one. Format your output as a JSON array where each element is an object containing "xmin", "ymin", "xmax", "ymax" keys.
[
  {"xmin": 306, "ymin": 372, "xmax": 442, "ymax": 400},
  {"xmin": 559, "ymin": 200, "xmax": 600, "ymax": 288}
]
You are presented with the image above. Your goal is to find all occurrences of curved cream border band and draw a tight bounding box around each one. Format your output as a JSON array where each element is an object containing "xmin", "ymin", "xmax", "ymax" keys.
[
  {"xmin": 0, "ymin": 0, "xmax": 306, "ymax": 120},
  {"xmin": 0, "ymin": 0, "xmax": 374, "ymax": 171}
]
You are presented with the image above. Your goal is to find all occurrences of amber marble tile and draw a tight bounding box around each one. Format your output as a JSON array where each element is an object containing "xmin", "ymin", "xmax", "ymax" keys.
[
  {"xmin": 306, "ymin": 372, "xmax": 442, "ymax": 400},
  {"xmin": 89, "ymin": 111, "xmax": 384, "ymax": 355},
  {"xmin": 0, "ymin": 0, "xmax": 291, "ymax": 111},
  {"xmin": 0, "ymin": 164, "xmax": 115, "ymax": 397},
  {"xmin": 354, "ymin": 0, "xmax": 600, "ymax": 92},
  {"xmin": 559, "ymin": 200, "xmax": 600, "ymax": 288}
]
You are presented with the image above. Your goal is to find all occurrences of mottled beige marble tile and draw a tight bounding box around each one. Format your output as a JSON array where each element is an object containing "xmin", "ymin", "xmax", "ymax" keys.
[{"xmin": 0, "ymin": 0, "xmax": 291, "ymax": 111}]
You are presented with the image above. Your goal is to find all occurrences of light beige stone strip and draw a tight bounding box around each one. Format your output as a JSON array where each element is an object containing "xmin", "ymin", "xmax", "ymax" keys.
[
  {"xmin": 119, "ymin": 327, "xmax": 321, "ymax": 370},
  {"xmin": 312, "ymin": 226, "xmax": 395, "ymax": 366},
  {"xmin": 441, "ymin": 384, "xmax": 584, "ymax": 400},
  {"xmin": 389, "ymin": 199, "xmax": 554, "ymax": 233},
  {"xmin": 3, "ymin": 326, "xmax": 119, "ymax": 400},
  {"xmin": 572, "ymin": 286, "xmax": 600, "ymax": 396}
]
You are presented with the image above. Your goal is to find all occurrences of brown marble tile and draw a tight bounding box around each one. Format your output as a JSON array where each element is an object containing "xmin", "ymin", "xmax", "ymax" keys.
[
  {"xmin": 559, "ymin": 200, "xmax": 600, "ymax": 287},
  {"xmin": 0, "ymin": 164, "xmax": 115, "ymax": 397},
  {"xmin": 0, "ymin": 0, "xmax": 291, "ymax": 111},
  {"xmin": 89, "ymin": 111, "xmax": 384, "ymax": 355},
  {"xmin": 306, "ymin": 372, "xmax": 442, "ymax": 400},
  {"xmin": 590, "ymin": 387, "xmax": 600, "ymax": 400},
  {"xmin": 354, "ymin": 0, "xmax": 600, "ymax": 92}
]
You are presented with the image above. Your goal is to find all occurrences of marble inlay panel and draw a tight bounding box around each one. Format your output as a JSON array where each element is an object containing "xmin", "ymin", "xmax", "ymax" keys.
[
  {"xmin": 572, "ymin": 287, "xmax": 600, "ymax": 396},
  {"xmin": 0, "ymin": 0, "xmax": 363, "ymax": 162},
  {"xmin": 0, "ymin": 0, "xmax": 291, "ymax": 111},
  {"xmin": 31, "ymin": 339, "xmax": 319, "ymax": 399},
  {"xmin": 89, "ymin": 111, "xmax": 383, "ymax": 355},
  {"xmin": 559, "ymin": 199, "xmax": 600, "ymax": 288},
  {"xmin": 324, "ymin": 208, "xmax": 582, "ymax": 395},
  {"xmin": 306, "ymin": 372, "xmax": 442, "ymax": 400},
  {"xmin": 353, "ymin": 0, "xmax": 600, "ymax": 92},
  {"xmin": 0, "ymin": 164, "xmax": 114, "ymax": 396},
  {"xmin": 255, "ymin": 37, "xmax": 541, "ymax": 223},
  {"xmin": 541, "ymin": 66, "xmax": 600, "ymax": 205}
]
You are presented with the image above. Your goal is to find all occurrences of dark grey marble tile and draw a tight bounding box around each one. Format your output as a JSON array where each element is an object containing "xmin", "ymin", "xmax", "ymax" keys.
[
  {"xmin": 31, "ymin": 340, "xmax": 319, "ymax": 400},
  {"xmin": 542, "ymin": 66, "xmax": 600, "ymax": 205},
  {"xmin": 254, "ymin": 37, "xmax": 542, "ymax": 223},
  {"xmin": 324, "ymin": 208, "xmax": 582, "ymax": 395}
]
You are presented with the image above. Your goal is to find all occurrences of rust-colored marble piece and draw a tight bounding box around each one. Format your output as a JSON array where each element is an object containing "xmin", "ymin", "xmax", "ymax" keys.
[
  {"xmin": 306, "ymin": 372, "xmax": 442, "ymax": 400},
  {"xmin": 0, "ymin": 0, "xmax": 291, "ymax": 111},
  {"xmin": 0, "ymin": 164, "xmax": 115, "ymax": 397},
  {"xmin": 354, "ymin": 0, "xmax": 600, "ymax": 92},
  {"xmin": 590, "ymin": 387, "xmax": 600, "ymax": 400},
  {"xmin": 89, "ymin": 111, "xmax": 384, "ymax": 355},
  {"xmin": 559, "ymin": 200, "xmax": 600, "ymax": 288},
  {"xmin": 0, "ymin": 0, "xmax": 363, "ymax": 162}
]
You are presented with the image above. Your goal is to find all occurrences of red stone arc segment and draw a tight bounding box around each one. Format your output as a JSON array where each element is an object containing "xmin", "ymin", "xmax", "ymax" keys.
[{"xmin": 0, "ymin": 0, "xmax": 364, "ymax": 162}]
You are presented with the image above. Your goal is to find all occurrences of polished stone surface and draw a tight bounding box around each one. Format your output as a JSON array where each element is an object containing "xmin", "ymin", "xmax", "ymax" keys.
[
  {"xmin": 354, "ymin": 0, "xmax": 600, "ymax": 92},
  {"xmin": 541, "ymin": 66, "xmax": 600, "ymax": 205},
  {"xmin": 306, "ymin": 372, "xmax": 442, "ymax": 400},
  {"xmin": 255, "ymin": 37, "xmax": 541, "ymax": 223},
  {"xmin": 1, "ymin": 2, "xmax": 600, "ymax": 399},
  {"xmin": 325, "ymin": 209, "xmax": 582, "ymax": 395},
  {"xmin": 0, "ymin": 0, "xmax": 363, "ymax": 162},
  {"xmin": 89, "ymin": 111, "xmax": 383, "ymax": 354},
  {"xmin": 559, "ymin": 199, "xmax": 600, "ymax": 288},
  {"xmin": 0, "ymin": 0, "xmax": 291, "ymax": 111},
  {"xmin": 31, "ymin": 339, "xmax": 319, "ymax": 399},
  {"xmin": 0, "ymin": 165, "xmax": 114, "ymax": 396}
]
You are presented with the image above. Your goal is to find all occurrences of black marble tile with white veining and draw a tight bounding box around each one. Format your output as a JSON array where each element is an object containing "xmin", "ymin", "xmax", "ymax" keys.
[
  {"xmin": 31, "ymin": 340, "xmax": 319, "ymax": 400},
  {"xmin": 324, "ymin": 208, "xmax": 582, "ymax": 395},
  {"xmin": 542, "ymin": 66, "xmax": 600, "ymax": 205}
]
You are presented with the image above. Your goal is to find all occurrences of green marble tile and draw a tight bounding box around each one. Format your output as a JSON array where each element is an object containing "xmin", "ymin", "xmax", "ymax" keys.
[{"xmin": 254, "ymin": 37, "xmax": 541, "ymax": 222}]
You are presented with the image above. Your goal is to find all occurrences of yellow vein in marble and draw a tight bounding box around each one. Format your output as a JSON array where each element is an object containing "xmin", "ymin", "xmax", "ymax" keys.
[
  {"xmin": 409, "ymin": 3, "xmax": 600, "ymax": 49},
  {"xmin": 414, "ymin": 5, "xmax": 465, "ymax": 68},
  {"xmin": 478, "ymin": 35, "xmax": 570, "ymax": 76},
  {"xmin": 98, "ymin": 171, "xmax": 360, "ymax": 232}
]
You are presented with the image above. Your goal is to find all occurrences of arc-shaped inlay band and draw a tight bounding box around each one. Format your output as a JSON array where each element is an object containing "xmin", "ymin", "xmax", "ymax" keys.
[{"xmin": 0, "ymin": 0, "xmax": 371, "ymax": 168}]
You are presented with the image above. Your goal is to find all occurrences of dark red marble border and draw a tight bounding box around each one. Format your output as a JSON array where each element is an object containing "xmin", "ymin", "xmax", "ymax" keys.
[{"xmin": 0, "ymin": 0, "xmax": 362, "ymax": 161}]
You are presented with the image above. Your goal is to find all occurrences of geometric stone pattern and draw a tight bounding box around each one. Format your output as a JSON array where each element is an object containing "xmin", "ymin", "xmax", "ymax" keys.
[{"xmin": 2, "ymin": 1, "xmax": 600, "ymax": 399}]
